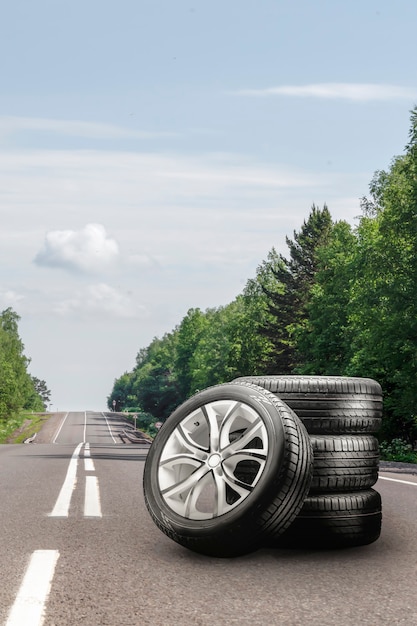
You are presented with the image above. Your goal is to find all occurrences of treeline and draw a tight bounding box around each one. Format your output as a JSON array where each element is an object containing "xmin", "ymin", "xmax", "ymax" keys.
[
  {"xmin": 109, "ymin": 107, "xmax": 417, "ymax": 444},
  {"xmin": 0, "ymin": 308, "xmax": 50, "ymax": 420}
]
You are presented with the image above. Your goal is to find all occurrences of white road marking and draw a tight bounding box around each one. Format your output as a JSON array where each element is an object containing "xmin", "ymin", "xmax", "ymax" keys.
[
  {"xmin": 6, "ymin": 550, "xmax": 59, "ymax": 626},
  {"xmin": 84, "ymin": 443, "xmax": 94, "ymax": 470},
  {"xmin": 84, "ymin": 458, "xmax": 95, "ymax": 471},
  {"xmin": 49, "ymin": 443, "xmax": 83, "ymax": 517},
  {"xmin": 84, "ymin": 475, "xmax": 102, "ymax": 517},
  {"xmin": 52, "ymin": 412, "xmax": 69, "ymax": 444},
  {"xmin": 379, "ymin": 475, "xmax": 417, "ymax": 487},
  {"xmin": 102, "ymin": 411, "xmax": 117, "ymax": 444}
]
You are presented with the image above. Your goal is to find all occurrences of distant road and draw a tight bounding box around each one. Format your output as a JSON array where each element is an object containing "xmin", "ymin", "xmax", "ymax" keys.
[
  {"xmin": 50, "ymin": 410, "xmax": 133, "ymax": 445},
  {"xmin": 1, "ymin": 412, "xmax": 417, "ymax": 625}
]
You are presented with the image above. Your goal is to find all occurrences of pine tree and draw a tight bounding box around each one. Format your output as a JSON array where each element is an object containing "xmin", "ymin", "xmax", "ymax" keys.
[{"xmin": 261, "ymin": 204, "xmax": 333, "ymax": 373}]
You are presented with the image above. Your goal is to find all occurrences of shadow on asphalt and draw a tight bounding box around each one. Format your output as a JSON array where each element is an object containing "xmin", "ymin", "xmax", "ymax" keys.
[{"xmin": 14, "ymin": 449, "xmax": 149, "ymax": 462}]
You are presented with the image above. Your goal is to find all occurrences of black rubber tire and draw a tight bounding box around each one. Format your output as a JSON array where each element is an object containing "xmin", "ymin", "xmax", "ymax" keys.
[
  {"xmin": 143, "ymin": 382, "xmax": 313, "ymax": 557},
  {"xmin": 233, "ymin": 376, "xmax": 382, "ymax": 435},
  {"xmin": 309, "ymin": 435, "xmax": 380, "ymax": 492},
  {"xmin": 268, "ymin": 489, "xmax": 382, "ymax": 549}
]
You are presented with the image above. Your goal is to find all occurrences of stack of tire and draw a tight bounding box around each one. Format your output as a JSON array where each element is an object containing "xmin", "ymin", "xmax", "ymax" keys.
[
  {"xmin": 143, "ymin": 376, "xmax": 382, "ymax": 558},
  {"xmin": 234, "ymin": 376, "xmax": 383, "ymax": 550}
]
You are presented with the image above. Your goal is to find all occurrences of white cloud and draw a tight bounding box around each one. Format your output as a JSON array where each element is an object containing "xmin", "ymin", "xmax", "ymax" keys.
[
  {"xmin": 234, "ymin": 83, "xmax": 417, "ymax": 101},
  {"xmin": 55, "ymin": 283, "xmax": 148, "ymax": 319},
  {"xmin": 1, "ymin": 148, "xmax": 363, "ymax": 283},
  {"xmin": 0, "ymin": 290, "xmax": 24, "ymax": 308},
  {"xmin": 127, "ymin": 254, "xmax": 160, "ymax": 268},
  {"xmin": 34, "ymin": 223, "xmax": 120, "ymax": 274},
  {"xmin": 0, "ymin": 148, "xmax": 331, "ymax": 212},
  {"xmin": 0, "ymin": 115, "xmax": 176, "ymax": 140}
]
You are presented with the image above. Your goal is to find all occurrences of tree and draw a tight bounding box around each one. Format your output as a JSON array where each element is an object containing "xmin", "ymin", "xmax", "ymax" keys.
[
  {"xmin": 174, "ymin": 308, "xmax": 210, "ymax": 399},
  {"xmin": 29, "ymin": 377, "xmax": 51, "ymax": 410},
  {"xmin": 131, "ymin": 333, "xmax": 181, "ymax": 419},
  {"xmin": 0, "ymin": 308, "xmax": 49, "ymax": 418},
  {"xmin": 346, "ymin": 107, "xmax": 417, "ymax": 442},
  {"xmin": 187, "ymin": 305, "xmax": 238, "ymax": 392},
  {"xmin": 0, "ymin": 353, "xmax": 21, "ymax": 420},
  {"xmin": 261, "ymin": 205, "xmax": 333, "ymax": 373},
  {"xmin": 22, "ymin": 377, "xmax": 49, "ymax": 411},
  {"xmin": 295, "ymin": 220, "xmax": 357, "ymax": 374},
  {"xmin": 107, "ymin": 371, "xmax": 135, "ymax": 411},
  {"xmin": 239, "ymin": 249, "xmax": 282, "ymax": 374}
]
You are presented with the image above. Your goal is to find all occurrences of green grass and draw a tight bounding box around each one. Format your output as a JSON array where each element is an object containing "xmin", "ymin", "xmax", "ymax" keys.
[
  {"xmin": 123, "ymin": 411, "xmax": 157, "ymax": 439},
  {"xmin": 0, "ymin": 412, "xmax": 49, "ymax": 444},
  {"xmin": 379, "ymin": 438, "xmax": 417, "ymax": 464}
]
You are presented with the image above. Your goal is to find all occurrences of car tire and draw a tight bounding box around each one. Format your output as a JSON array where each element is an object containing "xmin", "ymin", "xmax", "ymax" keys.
[
  {"xmin": 232, "ymin": 376, "xmax": 382, "ymax": 435},
  {"xmin": 268, "ymin": 489, "xmax": 382, "ymax": 549},
  {"xmin": 143, "ymin": 382, "xmax": 313, "ymax": 557},
  {"xmin": 309, "ymin": 434, "xmax": 380, "ymax": 492}
]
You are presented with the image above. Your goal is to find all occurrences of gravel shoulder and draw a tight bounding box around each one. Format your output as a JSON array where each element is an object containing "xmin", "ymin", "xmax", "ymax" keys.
[
  {"xmin": 32, "ymin": 413, "xmax": 66, "ymax": 444},
  {"xmin": 379, "ymin": 460, "xmax": 417, "ymax": 475}
]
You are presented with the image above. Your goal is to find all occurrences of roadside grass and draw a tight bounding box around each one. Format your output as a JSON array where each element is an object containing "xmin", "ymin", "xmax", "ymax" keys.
[
  {"xmin": 0, "ymin": 412, "xmax": 50, "ymax": 444},
  {"xmin": 379, "ymin": 438, "xmax": 417, "ymax": 464},
  {"xmin": 122, "ymin": 410, "xmax": 158, "ymax": 439}
]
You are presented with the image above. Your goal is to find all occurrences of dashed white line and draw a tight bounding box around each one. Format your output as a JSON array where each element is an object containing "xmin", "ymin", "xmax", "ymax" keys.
[
  {"xmin": 49, "ymin": 443, "xmax": 82, "ymax": 517},
  {"xmin": 6, "ymin": 550, "xmax": 59, "ymax": 626},
  {"xmin": 84, "ymin": 475, "xmax": 102, "ymax": 517},
  {"xmin": 84, "ymin": 458, "xmax": 95, "ymax": 471},
  {"xmin": 84, "ymin": 443, "xmax": 95, "ymax": 471},
  {"xmin": 49, "ymin": 441, "xmax": 102, "ymax": 517},
  {"xmin": 379, "ymin": 475, "xmax": 417, "ymax": 487}
]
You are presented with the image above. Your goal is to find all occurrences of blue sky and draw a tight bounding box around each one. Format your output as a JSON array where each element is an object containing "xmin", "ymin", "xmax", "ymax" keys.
[{"xmin": 1, "ymin": 0, "xmax": 417, "ymax": 410}]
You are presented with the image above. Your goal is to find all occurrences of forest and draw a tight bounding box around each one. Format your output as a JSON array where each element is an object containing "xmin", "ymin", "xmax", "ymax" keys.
[
  {"xmin": 108, "ymin": 107, "xmax": 417, "ymax": 446},
  {"xmin": 0, "ymin": 307, "xmax": 50, "ymax": 423}
]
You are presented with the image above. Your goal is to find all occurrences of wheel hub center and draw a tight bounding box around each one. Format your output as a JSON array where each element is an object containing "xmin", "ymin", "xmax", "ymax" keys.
[{"xmin": 207, "ymin": 453, "xmax": 221, "ymax": 468}]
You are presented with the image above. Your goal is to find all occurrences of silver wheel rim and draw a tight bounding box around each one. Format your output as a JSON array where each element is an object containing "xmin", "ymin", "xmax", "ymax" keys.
[{"xmin": 158, "ymin": 399, "xmax": 269, "ymax": 520}]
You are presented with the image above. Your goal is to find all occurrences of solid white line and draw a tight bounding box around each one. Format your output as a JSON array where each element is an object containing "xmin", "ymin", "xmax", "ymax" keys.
[
  {"xmin": 379, "ymin": 475, "xmax": 417, "ymax": 487},
  {"xmin": 6, "ymin": 550, "xmax": 59, "ymax": 626},
  {"xmin": 49, "ymin": 443, "xmax": 83, "ymax": 517},
  {"xmin": 52, "ymin": 412, "xmax": 69, "ymax": 444},
  {"xmin": 84, "ymin": 458, "xmax": 95, "ymax": 472},
  {"xmin": 102, "ymin": 412, "xmax": 117, "ymax": 444},
  {"xmin": 84, "ymin": 475, "xmax": 102, "ymax": 517}
]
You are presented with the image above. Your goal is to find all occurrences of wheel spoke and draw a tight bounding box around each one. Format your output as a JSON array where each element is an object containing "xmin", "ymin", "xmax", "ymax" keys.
[
  {"xmin": 159, "ymin": 452, "xmax": 205, "ymax": 468},
  {"xmin": 220, "ymin": 400, "xmax": 242, "ymax": 431},
  {"xmin": 220, "ymin": 468, "xmax": 254, "ymax": 498},
  {"xmin": 226, "ymin": 450, "xmax": 267, "ymax": 466},
  {"xmin": 201, "ymin": 403, "xmax": 221, "ymax": 451},
  {"xmin": 158, "ymin": 398, "xmax": 270, "ymax": 520},
  {"xmin": 184, "ymin": 472, "xmax": 215, "ymax": 519},
  {"xmin": 222, "ymin": 417, "xmax": 266, "ymax": 457},
  {"xmin": 174, "ymin": 422, "xmax": 208, "ymax": 455},
  {"xmin": 161, "ymin": 463, "xmax": 210, "ymax": 500},
  {"xmin": 218, "ymin": 401, "xmax": 244, "ymax": 448},
  {"xmin": 223, "ymin": 452, "xmax": 266, "ymax": 488},
  {"xmin": 212, "ymin": 471, "xmax": 227, "ymax": 516}
]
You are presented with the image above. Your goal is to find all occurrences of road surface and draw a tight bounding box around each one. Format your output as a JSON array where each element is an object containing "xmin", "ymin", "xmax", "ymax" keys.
[{"xmin": 0, "ymin": 411, "xmax": 416, "ymax": 625}]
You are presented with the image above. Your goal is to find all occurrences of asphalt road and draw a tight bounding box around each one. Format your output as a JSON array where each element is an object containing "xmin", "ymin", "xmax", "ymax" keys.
[{"xmin": 1, "ymin": 411, "xmax": 417, "ymax": 625}]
